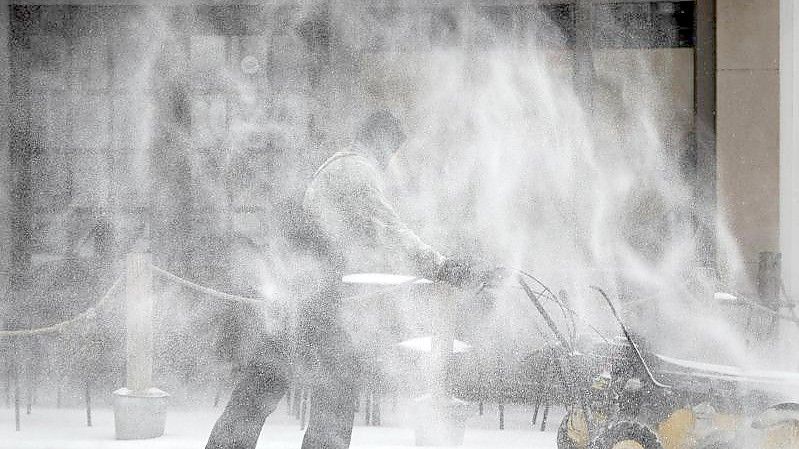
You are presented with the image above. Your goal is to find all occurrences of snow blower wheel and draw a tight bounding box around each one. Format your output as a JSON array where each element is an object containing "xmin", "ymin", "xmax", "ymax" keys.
[
  {"xmin": 588, "ymin": 420, "xmax": 663, "ymax": 449},
  {"xmin": 557, "ymin": 409, "xmax": 589, "ymax": 449}
]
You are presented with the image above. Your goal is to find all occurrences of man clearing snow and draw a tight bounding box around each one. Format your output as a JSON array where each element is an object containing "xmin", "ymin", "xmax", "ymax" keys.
[
  {"xmin": 304, "ymin": 110, "xmax": 447, "ymax": 280},
  {"xmin": 298, "ymin": 110, "xmax": 502, "ymax": 449},
  {"xmin": 206, "ymin": 110, "xmax": 500, "ymax": 449}
]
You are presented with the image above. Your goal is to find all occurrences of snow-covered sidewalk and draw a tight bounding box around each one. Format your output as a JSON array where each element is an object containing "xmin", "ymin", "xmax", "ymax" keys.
[{"xmin": 0, "ymin": 402, "xmax": 560, "ymax": 449}]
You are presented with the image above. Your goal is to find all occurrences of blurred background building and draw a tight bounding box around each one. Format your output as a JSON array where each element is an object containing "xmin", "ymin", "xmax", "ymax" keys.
[{"xmin": 0, "ymin": 0, "xmax": 793, "ymax": 403}]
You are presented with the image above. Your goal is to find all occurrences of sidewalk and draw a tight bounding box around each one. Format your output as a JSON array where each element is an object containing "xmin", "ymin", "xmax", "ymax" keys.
[{"xmin": 0, "ymin": 402, "xmax": 561, "ymax": 449}]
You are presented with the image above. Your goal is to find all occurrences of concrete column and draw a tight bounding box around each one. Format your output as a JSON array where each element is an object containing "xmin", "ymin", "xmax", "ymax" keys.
[
  {"xmin": 781, "ymin": 0, "xmax": 799, "ymax": 298},
  {"xmin": 716, "ymin": 0, "xmax": 780, "ymax": 284},
  {"xmin": 694, "ymin": 0, "xmax": 717, "ymax": 267}
]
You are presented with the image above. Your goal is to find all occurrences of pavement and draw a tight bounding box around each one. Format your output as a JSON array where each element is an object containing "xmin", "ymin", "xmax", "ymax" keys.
[{"xmin": 0, "ymin": 400, "xmax": 562, "ymax": 449}]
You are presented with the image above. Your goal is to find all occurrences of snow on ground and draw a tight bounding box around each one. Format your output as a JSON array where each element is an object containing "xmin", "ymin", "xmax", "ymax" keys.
[{"xmin": 0, "ymin": 400, "xmax": 561, "ymax": 449}]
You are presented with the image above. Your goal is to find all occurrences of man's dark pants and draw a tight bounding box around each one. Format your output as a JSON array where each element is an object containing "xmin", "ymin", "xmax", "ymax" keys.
[
  {"xmin": 205, "ymin": 285, "xmax": 362, "ymax": 449},
  {"xmin": 204, "ymin": 336, "xmax": 291, "ymax": 449}
]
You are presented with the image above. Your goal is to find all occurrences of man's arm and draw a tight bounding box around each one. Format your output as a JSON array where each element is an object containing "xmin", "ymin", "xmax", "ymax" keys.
[
  {"xmin": 318, "ymin": 157, "xmax": 502, "ymax": 289},
  {"xmin": 346, "ymin": 180, "xmax": 504, "ymax": 289},
  {"xmin": 331, "ymin": 161, "xmax": 446, "ymax": 279}
]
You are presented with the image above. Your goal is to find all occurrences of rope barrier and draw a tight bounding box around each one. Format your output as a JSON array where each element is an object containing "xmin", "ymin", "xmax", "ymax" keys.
[
  {"xmin": 0, "ymin": 264, "xmax": 426, "ymax": 339},
  {"xmin": 0, "ymin": 276, "xmax": 124, "ymax": 338},
  {"xmin": 151, "ymin": 265, "xmax": 425, "ymax": 308},
  {"xmin": 340, "ymin": 276, "xmax": 427, "ymax": 303},
  {"xmin": 730, "ymin": 294, "xmax": 799, "ymax": 325},
  {"xmin": 149, "ymin": 264, "xmax": 271, "ymax": 307}
]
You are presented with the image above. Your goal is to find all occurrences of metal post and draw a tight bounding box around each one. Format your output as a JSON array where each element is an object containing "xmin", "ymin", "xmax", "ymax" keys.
[
  {"xmin": 365, "ymin": 392, "xmax": 372, "ymax": 425},
  {"xmin": 213, "ymin": 386, "xmax": 221, "ymax": 407},
  {"xmin": 85, "ymin": 379, "xmax": 92, "ymax": 427},
  {"xmin": 430, "ymin": 288, "xmax": 455, "ymax": 403},
  {"xmin": 372, "ymin": 393, "xmax": 381, "ymax": 426},
  {"xmin": 25, "ymin": 354, "xmax": 32, "ymax": 415},
  {"xmin": 4, "ymin": 364, "xmax": 9, "ymax": 408},
  {"xmin": 300, "ymin": 390, "xmax": 309, "ymax": 430},
  {"xmin": 13, "ymin": 341, "xmax": 20, "ymax": 431},
  {"xmin": 412, "ymin": 285, "xmax": 471, "ymax": 445},
  {"xmin": 538, "ymin": 350, "xmax": 553, "ymax": 432},
  {"xmin": 498, "ymin": 403, "xmax": 505, "ymax": 430},
  {"xmin": 540, "ymin": 396, "xmax": 550, "ymax": 432},
  {"xmin": 285, "ymin": 384, "xmax": 292, "ymax": 414},
  {"xmin": 293, "ymin": 385, "xmax": 302, "ymax": 419},
  {"xmin": 756, "ymin": 252, "xmax": 782, "ymax": 340},
  {"xmin": 758, "ymin": 252, "xmax": 782, "ymax": 307},
  {"xmin": 531, "ymin": 351, "xmax": 553, "ymax": 426}
]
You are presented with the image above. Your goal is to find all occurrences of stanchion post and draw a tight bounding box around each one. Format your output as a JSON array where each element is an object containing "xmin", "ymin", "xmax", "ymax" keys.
[
  {"xmin": 213, "ymin": 380, "xmax": 222, "ymax": 408},
  {"xmin": 285, "ymin": 384, "xmax": 292, "ymax": 414},
  {"xmin": 430, "ymin": 288, "xmax": 455, "ymax": 402},
  {"xmin": 13, "ymin": 342, "xmax": 20, "ymax": 431},
  {"xmin": 372, "ymin": 393, "xmax": 381, "ymax": 426},
  {"xmin": 758, "ymin": 252, "xmax": 782, "ymax": 307},
  {"xmin": 126, "ymin": 251, "xmax": 153, "ymax": 392},
  {"xmin": 413, "ymin": 285, "xmax": 472, "ymax": 446},
  {"xmin": 540, "ymin": 395, "xmax": 550, "ymax": 432},
  {"xmin": 300, "ymin": 390, "xmax": 309, "ymax": 430},
  {"xmin": 293, "ymin": 385, "xmax": 302, "ymax": 419},
  {"xmin": 4, "ymin": 364, "xmax": 9, "ymax": 408},
  {"xmin": 112, "ymin": 250, "xmax": 168, "ymax": 440},
  {"xmin": 756, "ymin": 252, "xmax": 782, "ymax": 341},
  {"xmin": 85, "ymin": 379, "xmax": 92, "ymax": 427},
  {"xmin": 364, "ymin": 392, "xmax": 372, "ymax": 425},
  {"xmin": 25, "ymin": 355, "xmax": 32, "ymax": 415}
]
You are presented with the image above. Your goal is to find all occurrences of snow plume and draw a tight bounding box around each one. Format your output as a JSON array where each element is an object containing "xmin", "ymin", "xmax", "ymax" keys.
[
  {"xmin": 110, "ymin": 1, "xmax": 786, "ymax": 401},
  {"xmin": 13, "ymin": 0, "xmax": 797, "ymax": 426},
  {"xmin": 323, "ymin": 3, "xmax": 757, "ymax": 367}
]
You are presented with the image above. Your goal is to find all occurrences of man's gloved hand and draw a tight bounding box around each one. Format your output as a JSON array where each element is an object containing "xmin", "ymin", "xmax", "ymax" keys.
[
  {"xmin": 435, "ymin": 257, "xmax": 508, "ymax": 290},
  {"xmin": 434, "ymin": 258, "xmax": 474, "ymax": 289}
]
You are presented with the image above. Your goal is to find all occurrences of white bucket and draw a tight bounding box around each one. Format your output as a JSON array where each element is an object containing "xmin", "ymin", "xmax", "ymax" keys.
[
  {"xmin": 112, "ymin": 387, "xmax": 169, "ymax": 440},
  {"xmin": 413, "ymin": 395, "xmax": 474, "ymax": 446}
]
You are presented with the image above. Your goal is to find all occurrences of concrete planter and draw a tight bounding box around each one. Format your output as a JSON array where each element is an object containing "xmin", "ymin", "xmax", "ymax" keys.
[
  {"xmin": 112, "ymin": 387, "xmax": 169, "ymax": 440},
  {"xmin": 413, "ymin": 395, "xmax": 474, "ymax": 446}
]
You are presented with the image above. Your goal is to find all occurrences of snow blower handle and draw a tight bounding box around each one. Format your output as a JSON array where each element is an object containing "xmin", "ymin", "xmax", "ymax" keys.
[
  {"xmin": 437, "ymin": 258, "xmax": 509, "ymax": 295},
  {"xmin": 589, "ymin": 286, "xmax": 671, "ymax": 390},
  {"xmin": 473, "ymin": 265, "xmax": 513, "ymax": 295},
  {"xmin": 517, "ymin": 277, "xmax": 574, "ymax": 351}
]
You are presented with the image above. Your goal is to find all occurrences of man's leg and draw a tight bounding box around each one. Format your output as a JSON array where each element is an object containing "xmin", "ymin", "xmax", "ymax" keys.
[
  {"xmin": 298, "ymin": 287, "xmax": 362, "ymax": 449},
  {"xmin": 206, "ymin": 338, "xmax": 290, "ymax": 449},
  {"xmin": 299, "ymin": 370, "xmax": 360, "ymax": 449}
]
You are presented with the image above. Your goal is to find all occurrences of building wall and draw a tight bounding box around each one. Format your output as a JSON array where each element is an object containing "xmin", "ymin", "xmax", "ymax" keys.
[
  {"xmin": 716, "ymin": 0, "xmax": 781, "ymax": 283},
  {"xmin": 0, "ymin": 0, "xmax": 736, "ymax": 292}
]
